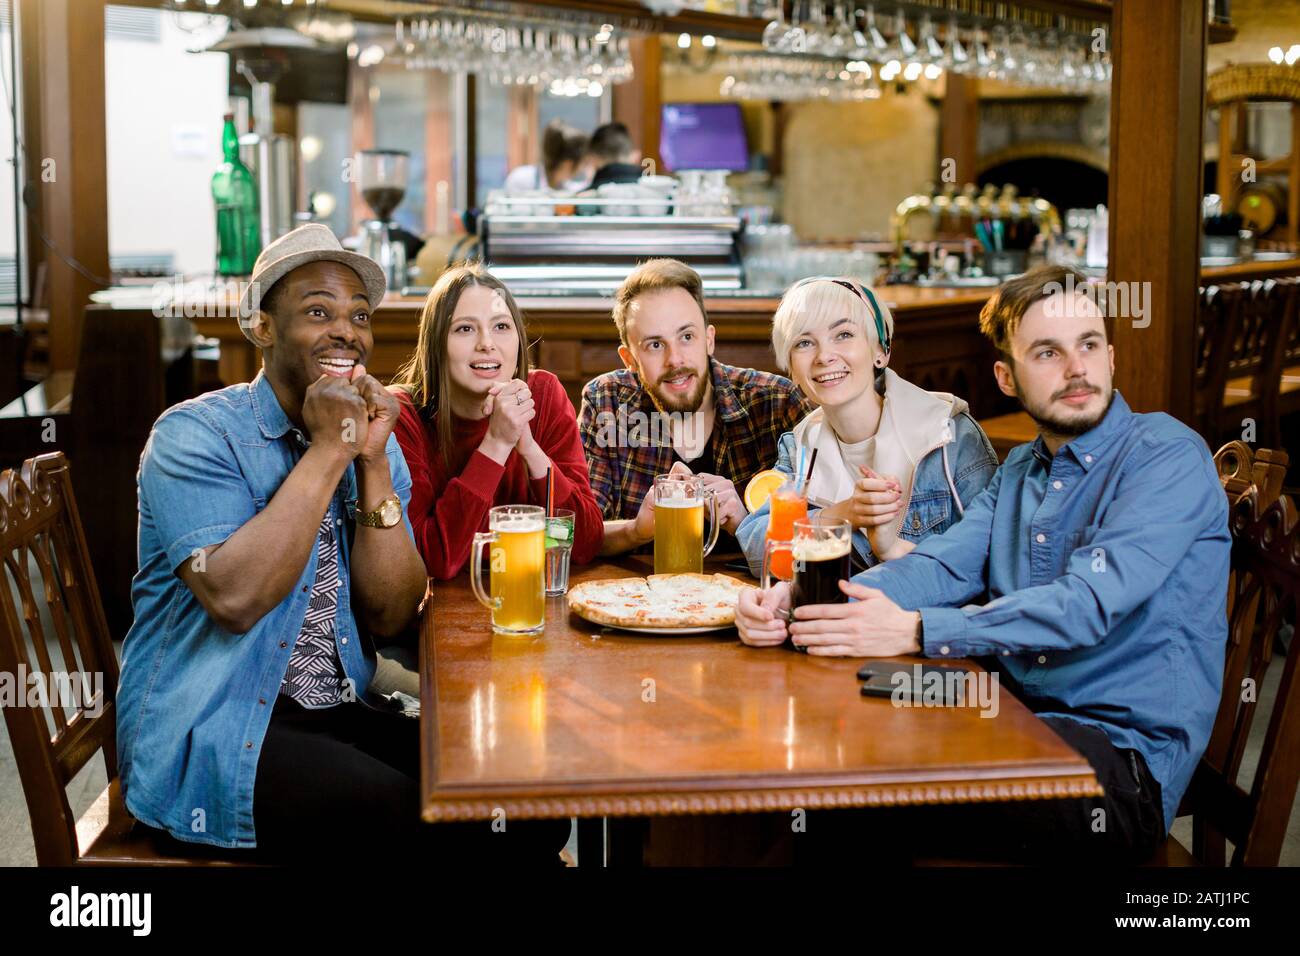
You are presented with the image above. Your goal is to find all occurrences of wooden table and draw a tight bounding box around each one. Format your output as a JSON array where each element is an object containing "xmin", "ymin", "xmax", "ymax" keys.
[{"xmin": 419, "ymin": 557, "xmax": 1101, "ymax": 862}]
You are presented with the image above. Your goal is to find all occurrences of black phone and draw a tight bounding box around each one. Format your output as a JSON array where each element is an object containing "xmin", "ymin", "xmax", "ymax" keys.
[{"xmin": 858, "ymin": 662, "xmax": 976, "ymax": 706}]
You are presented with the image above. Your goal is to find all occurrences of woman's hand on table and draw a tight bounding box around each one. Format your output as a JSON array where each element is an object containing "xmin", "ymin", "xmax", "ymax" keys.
[
  {"xmin": 788, "ymin": 580, "xmax": 922, "ymax": 657},
  {"xmin": 736, "ymin": 581, "xmax": 792, "ymax": 647}
]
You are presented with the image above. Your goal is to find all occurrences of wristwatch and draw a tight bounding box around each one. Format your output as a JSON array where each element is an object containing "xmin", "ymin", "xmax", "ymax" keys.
[{"xmin": 355, "ymin": 493, "xmax": 402, "ymax": 529}]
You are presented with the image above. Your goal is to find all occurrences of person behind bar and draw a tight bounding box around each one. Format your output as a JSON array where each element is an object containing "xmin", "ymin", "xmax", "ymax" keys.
[
  {"xmin": 503, "ymin": 118, "xmax": 591, "ymax": 193},
  {"xmin": 116, "ymin": 225, "xmax": 566, "ymax": 863},
  {"xmin": 584, "ymin": 121, "xmax": 644, "ymax": 190},
  {"xmin": 735, "ymin": 276, "xmax": 998, "ymax": 580},
  {"xmin": 390, "ymin": 262, "xmax": 603, "ymax": 579},
  {"xmin": 581, "ymin": 258, "xmax": 814, "ymax": 556},
  {"xmin": 736, "ymin": 264, "xmax": 1230, "ymax": 864}
]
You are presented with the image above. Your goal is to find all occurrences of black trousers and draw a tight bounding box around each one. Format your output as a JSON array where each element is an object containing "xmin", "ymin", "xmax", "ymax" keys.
[
  {"xmin": 245, "ymin": 695, "xmax": 569, "ymax": 865},
  {"xmin": 794, "ymin": 715, "xmax": 1167, "ymax": 865}
]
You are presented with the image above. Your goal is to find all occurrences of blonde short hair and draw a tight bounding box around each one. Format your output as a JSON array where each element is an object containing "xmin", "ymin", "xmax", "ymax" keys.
[{"xmin": 770, "ymin": 276, "xmax": 895, "ymax": 372}]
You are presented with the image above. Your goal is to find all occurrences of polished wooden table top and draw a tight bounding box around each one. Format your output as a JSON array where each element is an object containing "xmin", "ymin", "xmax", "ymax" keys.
[{"xmin": 418, "ymin": 557, "xmax": 1101, "ymax": 822}]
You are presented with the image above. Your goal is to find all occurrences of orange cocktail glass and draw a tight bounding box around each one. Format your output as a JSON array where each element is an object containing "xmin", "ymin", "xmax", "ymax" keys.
[{"xmin": 765, "ymin": 482, "xmax": 808, "ymax": 580}]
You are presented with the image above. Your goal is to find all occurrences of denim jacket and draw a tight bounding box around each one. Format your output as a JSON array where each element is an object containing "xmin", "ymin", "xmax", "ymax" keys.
[
  {"xmin": 115, "ymin": 371, "xmax": 415, "ymax": 849},
  {"xmin": 737, "ymin": 370, "xmax": 998, "ymax": 577}
]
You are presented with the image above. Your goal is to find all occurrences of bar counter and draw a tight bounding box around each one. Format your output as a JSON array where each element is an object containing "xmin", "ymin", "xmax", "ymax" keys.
[{"xmin": 181, "ymin": 283, "xmax": 1016, "ymax": 419}]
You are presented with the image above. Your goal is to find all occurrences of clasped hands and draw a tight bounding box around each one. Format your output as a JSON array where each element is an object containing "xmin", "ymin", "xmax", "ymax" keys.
[
  {"xmin": 303, "ymin": 364, "xmax": 398, "ymax": 464},
  {"xmin": 735, "ymin": 578, "xmax": 922, "ymax": 658}
]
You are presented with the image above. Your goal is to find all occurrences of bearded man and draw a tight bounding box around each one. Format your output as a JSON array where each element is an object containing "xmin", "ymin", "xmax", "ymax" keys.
[
  {"xmin": 579, "ymin": 258, "xmax": 813, "ymax": 555},
  {"xmin": 736, "ymin": 264, "xmax": 1231, "ymax": 864}
]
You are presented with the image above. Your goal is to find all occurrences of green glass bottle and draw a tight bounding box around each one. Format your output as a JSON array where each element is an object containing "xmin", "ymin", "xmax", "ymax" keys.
[{"xmin": 211, "ymin": 112, "xmax": 260, "ymax": 276}]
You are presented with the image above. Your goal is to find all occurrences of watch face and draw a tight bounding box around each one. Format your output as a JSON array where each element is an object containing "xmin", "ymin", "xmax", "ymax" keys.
[{"xmin": 380, "ymin": 497, "xmax": 402, "ymax": 527}]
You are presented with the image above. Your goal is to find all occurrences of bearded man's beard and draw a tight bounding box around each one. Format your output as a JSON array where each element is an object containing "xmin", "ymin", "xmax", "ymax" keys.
[
  {"xmin": 1014, "ymin": 375, "xmax": 1114, "ymax": 439},
  {"xmin": 646, "ymin": 364, "xmax": 710, "ymax": 414}
]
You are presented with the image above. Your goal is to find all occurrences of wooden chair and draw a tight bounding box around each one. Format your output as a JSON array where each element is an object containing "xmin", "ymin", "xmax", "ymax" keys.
[
  {"xmin": 1170, "ymin": 442, "xmax": 1300, "ymax": 866},
  {"xmin": 1275, "ymin": 275, "xmax": 1300, "ymax": 418},
  {"xmin": 1218, "ymin": 279, "xmax": 1289, "ymax": 450},
  {"xmin": 0, "ymin": 452, "xmax": 250, "ymax": 865},
  {"xmin": 1193, "ymin": 284, "xmax": 1241, "ymax": 442}
]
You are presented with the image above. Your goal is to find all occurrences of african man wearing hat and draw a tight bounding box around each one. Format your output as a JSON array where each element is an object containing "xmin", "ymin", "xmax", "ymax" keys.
[{"xmin": 115, "ymin": 224, "xmax": 565, "ymax": 863}]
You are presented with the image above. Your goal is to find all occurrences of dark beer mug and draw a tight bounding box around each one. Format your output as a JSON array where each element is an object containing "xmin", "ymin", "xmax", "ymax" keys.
[{"xmin": 762, "ymin": 517, "xmax": 854, "ymax": 647}]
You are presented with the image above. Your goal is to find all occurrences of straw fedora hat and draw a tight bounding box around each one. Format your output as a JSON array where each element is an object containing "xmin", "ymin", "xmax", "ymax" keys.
[{"xmin": 237, "ymin": 223, "xmax": 387, "ymax": 342}]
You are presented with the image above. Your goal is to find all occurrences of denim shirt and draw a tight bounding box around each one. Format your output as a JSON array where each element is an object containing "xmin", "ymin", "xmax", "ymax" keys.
[
  {"xmin": 116, "ymin": 371, "xmax": 416, "ymax": 848},
  {"xmin": 736, "ymin": 411, "xmax": 998, "ymax": 577},
  {"xmin": 859, "ymin": 393, "xmax": 1230, "ymax": 831}
]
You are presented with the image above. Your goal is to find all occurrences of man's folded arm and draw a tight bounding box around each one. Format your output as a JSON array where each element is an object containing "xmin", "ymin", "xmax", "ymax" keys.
[
  {"xmin": 146, "ymin": 412, "xmax": 347, "ymax": 635},
  {"xmin": 857, "ymin": 465, "xmax": 1002, "ymax": 611}
]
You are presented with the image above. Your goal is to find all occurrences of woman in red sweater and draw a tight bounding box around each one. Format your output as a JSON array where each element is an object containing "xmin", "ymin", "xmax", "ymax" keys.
[{"xmin": 389, "ymin": 264, "xmax": 603, "ymax": 579}]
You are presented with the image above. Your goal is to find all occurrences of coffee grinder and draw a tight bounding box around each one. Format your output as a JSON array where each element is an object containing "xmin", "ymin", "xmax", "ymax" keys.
[{"xmin": 356, "ymin": 149, "xmax": 411, "ymax": 291}]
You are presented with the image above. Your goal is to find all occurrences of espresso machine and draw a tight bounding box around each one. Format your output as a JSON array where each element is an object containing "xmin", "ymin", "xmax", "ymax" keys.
[{"xmin": 356, "ymin": 149, "xmax": 410, "ymax": 290}]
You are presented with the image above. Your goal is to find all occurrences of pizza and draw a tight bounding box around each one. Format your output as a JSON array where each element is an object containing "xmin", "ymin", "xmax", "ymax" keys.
[{"xmin": 566, "ymin": 573, "xmax": 754, "ymax": 629}]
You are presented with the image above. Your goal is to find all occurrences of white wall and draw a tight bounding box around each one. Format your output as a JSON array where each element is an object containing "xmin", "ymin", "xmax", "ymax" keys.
[{"xmin": 104, "ymin": 9, "xmax": 229, "ymax": 276}]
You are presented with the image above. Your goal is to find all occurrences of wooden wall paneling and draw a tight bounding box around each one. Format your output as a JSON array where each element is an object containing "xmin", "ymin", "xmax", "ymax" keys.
[
  {"xmin": 20, "ymin": 0, "xmax": 110, "ymax": 373},
  {"xmin": 1107, "ymin": 0, "xmax": 1207, "ymax": 421}
]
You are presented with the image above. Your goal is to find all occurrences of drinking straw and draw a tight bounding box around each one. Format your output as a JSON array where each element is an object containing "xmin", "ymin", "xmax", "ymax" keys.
[
  {"xmin": 545, "ymin": 465, "xmax": 555, "ymax": 517},
  {"xmin": 802, "ymin": 448, "xmax": 819, "ymax": 492}
]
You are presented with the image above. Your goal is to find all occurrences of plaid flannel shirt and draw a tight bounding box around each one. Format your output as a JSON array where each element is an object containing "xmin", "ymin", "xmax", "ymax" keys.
[{"xmin": 578, "ymin": 358, "xmax": 814, "ymax": 520}]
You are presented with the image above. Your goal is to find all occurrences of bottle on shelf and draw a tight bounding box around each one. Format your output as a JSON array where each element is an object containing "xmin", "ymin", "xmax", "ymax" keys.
[{"xmin": 211, "ymin": 112, "xmax": 260, "ymax": 276}]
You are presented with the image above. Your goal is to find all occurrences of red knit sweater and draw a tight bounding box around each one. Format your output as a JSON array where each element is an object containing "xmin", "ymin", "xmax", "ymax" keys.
[{"xmin": 393, "ymin": 369, "xmax": 604, "ymax": 580}]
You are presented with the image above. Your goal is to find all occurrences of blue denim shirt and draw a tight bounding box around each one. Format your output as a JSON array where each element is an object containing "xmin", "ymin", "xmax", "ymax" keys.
[
  {"xmin": 116, "ymin": 371, "xmax": 416, "ymax": 848},
  {"xmin": 736, "ymin": 411, "xmax": 998, "ymax": 577},
  {"xmin": 859, "ymin": 393, "xmax": 1229, "ymax": 831}
]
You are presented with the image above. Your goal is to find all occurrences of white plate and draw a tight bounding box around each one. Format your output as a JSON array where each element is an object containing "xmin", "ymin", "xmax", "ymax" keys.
[{"xmin": 600, "ymin": 622, "xmax": 736, "ymax": 636}]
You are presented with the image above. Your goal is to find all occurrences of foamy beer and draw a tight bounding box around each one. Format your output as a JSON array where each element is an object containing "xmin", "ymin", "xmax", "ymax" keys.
[
  {"xmin": 763, "ymin": 517, "xmax": 853, "ymax": 608},
  {"xmin": 471, "ymin": 505, "xmax": 545, "ymax": 635},
  {"xmin": 653, "ymin": 474, "xmax": 721, "ymax": 574}
]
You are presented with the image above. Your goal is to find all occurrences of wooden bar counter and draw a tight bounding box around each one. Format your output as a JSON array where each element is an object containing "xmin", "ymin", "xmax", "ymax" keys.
[
  {"xmin": 174, "ymin": 258, "xmax": 1300, "ymax": 422},
  {"xmin": 182, "ymin": 284, "xmax": 1018, "ymax": 420}
]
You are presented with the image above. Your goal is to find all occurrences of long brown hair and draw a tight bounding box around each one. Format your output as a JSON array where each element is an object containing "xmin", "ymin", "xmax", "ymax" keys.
[{"xmin": 391, "ymin": 262, "xmax": 531, "ymax": 469}]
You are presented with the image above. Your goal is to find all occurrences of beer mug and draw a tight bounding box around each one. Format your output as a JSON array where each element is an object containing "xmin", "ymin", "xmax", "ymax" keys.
[
  {"xmin": 762, "ymin": 517, "xmax": 853, "ymax": 609},
  {"xmin": 471, "ymin": 505, "xmax": 546, "ymax": 635},
  {"xmin": 653, "ymin": 474, "xmax": 721, "ymax": 574}
]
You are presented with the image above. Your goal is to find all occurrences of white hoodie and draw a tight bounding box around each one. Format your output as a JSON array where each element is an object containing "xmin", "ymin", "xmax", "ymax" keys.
[{"xmin": 791, "ymin": 368, "xmax": 970, "ymax": 551}]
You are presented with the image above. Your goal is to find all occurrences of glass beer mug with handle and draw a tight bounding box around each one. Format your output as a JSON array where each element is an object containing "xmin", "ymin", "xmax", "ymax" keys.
[
  {"xmin": 762, "ymin": 516, "xmax": 853, "ymax": 610},
  {"xmin": 471, "ymin": 505, "xmax": 546, "ymax": 635},
  {"xmin": 653, "ymin": 473, "xmax": 721, "ymax": 574}
]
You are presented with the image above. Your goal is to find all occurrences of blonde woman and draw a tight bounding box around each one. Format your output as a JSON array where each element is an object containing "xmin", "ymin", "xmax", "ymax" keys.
[{"xmin": 736, "ymin": 276, "xmax": 998, "ymax": 585}]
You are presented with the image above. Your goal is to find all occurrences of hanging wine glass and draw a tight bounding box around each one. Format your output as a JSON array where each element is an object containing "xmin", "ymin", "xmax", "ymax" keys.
[
  {"xmin": 761, "ymin": 2, "xmax": 787, "ymax": 51},
  {"xmin": 827, "ymin": 2, "xmax": 857, "ymax": 57},
  {"xmin": 862, "ymin": 3, "xmax": 890, "ymax": 62},
  {"xmin": 944, "ymin": 18, "xmax": 968, "ymax": 72},
  {"xmin": 803, "ymin": 0, "xmax": 829, "ymax": 55},
  {"xmin": 893, "ymin": 8, "xmax": 918, "ymax": 62},
  {"xmin": 918, "ymin": 14, "xmax": 944, "ymax": 63}
]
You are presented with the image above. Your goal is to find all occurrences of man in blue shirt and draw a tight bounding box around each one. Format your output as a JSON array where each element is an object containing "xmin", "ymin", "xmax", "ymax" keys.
[
  {"xmin": 118, "ymin": 225, "xmax": 565, "ymax": 862},
  {"xmin": 737, "ymin": 265, "xmax": 1230, "ymax": 863}
]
